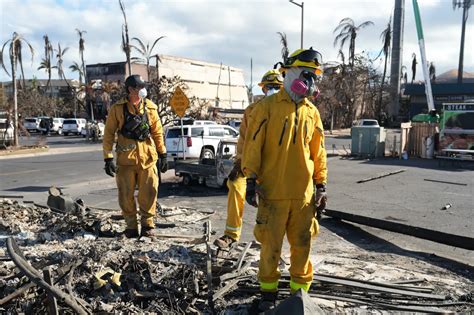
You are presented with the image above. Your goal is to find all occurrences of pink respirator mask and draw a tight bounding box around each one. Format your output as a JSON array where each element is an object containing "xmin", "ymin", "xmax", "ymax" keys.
[{"xmin": 290, "ymin": 79, "xmax": 309, "ymax": 95}]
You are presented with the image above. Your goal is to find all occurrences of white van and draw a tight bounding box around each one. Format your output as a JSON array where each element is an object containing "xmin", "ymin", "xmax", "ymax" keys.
[
  {"xmin": 165, "ymin": 124, "xmax": 239, "ymax": 159},
  {"xmin": 62, "ymin": 118, "xmax": 87, "ymax": 136}
]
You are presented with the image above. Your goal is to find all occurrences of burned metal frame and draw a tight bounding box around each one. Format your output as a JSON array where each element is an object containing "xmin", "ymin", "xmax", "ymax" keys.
[{"xmin": 324, "ymin": 208, "xmax": 474, "ymax": 250}]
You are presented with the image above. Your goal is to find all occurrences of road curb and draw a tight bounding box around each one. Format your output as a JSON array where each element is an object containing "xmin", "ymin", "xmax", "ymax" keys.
[
  {"xmin": 0, "ymin": 146, "xmax": 102, "ymax": 160},
  {"xmin": 0, "ymin": 147, "xmax": 49, "ymax": 158}
]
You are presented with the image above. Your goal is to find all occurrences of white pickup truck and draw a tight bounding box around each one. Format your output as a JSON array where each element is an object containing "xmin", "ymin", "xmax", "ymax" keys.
[
  {"xmin": 165, "ymin": 122, "xmax": 239, "ymax": 159},
  {"xmin": 174, "ymin": 139, "xmax": 238, "ymax": 188}
]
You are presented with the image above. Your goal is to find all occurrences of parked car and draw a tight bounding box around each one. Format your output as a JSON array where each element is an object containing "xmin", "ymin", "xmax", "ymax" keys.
[
  {"xmin": 353, "ymin": 119, "xmax": 380, "ymax": 127},
  {"xmin": 165, "ymin": 124, "xmax": 239, "ymax": 159},
  {"xmin": 81, "ymin": 121, "xmax": 105, "ymax": 139},
  {"xmin": 172, "ymin": 119, "xmax": 217, "ymax": 126},
  {"xmin": 37, "ymin": 117, "xmax": 64, "ymax": 135},
  {"xmin": 24, "ymin": 117, "xmax": 40, "ymax": 133},
  {"xmin": 62, "ymin": 118, "xmax": 87, "ymax": 136},
  {"xmin": 0, "ymin": 118, "xmax": 14, "ymax": 146},
  {"xmin": 52, "ymin": 118, "xmax": 64, "ymax": 135},
  {"xmin": 228, "ymin": 120, "xmax": 242, "ymax": 130}
]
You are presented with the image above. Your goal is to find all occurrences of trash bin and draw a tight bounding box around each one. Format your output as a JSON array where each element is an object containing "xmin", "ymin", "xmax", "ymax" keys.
[{"xmin": 351, "ymin": 126, "xmax": 386, "ymax": 158}]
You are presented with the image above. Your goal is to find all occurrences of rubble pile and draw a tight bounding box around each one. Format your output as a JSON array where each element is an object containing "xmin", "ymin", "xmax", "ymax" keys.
[
  {"xmin": 0, "ymin": 199, "xmax": 262, "ymax": 314},
  {"xmin": 0, "ymin": 199, "xmax": 473, "ymax": 314}
]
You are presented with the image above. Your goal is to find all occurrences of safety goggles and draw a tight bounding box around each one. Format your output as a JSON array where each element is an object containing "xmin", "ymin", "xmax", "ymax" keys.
[
  {"xmin": 287, "ymin": 49, "xmax": 323, "ymax": 67},
  {"xmin": 300, "ymin": 70, "xmax": 318, "ymax": 82},
  {"xmin": 262, "ymin": 73, "xmax": 283, "ymax": 83},
  {"xmin": 265, "ymin": 84, "xmax": 282, "ymax": 90}
]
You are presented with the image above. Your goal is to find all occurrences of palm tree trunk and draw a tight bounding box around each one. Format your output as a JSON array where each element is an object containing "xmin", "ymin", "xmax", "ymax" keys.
[
  {"xmin": 12, "ymin": 54, "xmax": 19, "ymax": 147},
  {"xmin": 378, "ymin": 55, "xmax": 389, "ymax": 121},
  {"xmin": 146, "ymin": 59, "xmax": 150, "ymax": 81},
  {"xmin": 457, "ymin": 4, "xmax": 468, "ymax": 84},
  {"xmin": 48, "ymin": 70, "xmax": 52, "ymax": 97},
  {"xmin": 81, "ymin": 52, "xmax": 87, "ymax": 84},
  {"xmin": 19, "ymin": 61, "xmax": 26, "ymax": 90}
]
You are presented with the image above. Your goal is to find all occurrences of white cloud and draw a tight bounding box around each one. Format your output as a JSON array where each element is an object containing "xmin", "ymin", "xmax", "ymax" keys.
[{"xmin": 0, "ymin": 0, "xmax": 472, "ymax": 90}]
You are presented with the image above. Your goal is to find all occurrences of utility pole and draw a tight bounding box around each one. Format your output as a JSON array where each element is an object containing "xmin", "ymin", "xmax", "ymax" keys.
[
  {"xmin": 249, "ymin": 58, "xmax": 253, "ymax": 104},
  {"xmin": 389, "ymin": 0, "xmax": 405, "ymax": 120},
  {"xmin": 290, "ymin": 0, "xmax": 304, "ymax": 48},
  {"xmin": 453, "ymin": 0, "xmax": 472, "ymax": 84}
]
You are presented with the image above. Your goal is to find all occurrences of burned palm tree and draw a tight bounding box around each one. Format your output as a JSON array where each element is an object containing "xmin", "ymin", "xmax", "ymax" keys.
[
  {"xmin": 54, "ymin": 43, "xmax": 70, "ymax": 88},
  {"xmin": 277, "ymin": 32, "xmax": 289, "ymax": 64},
  {"xmin": 153, "ymin": 54, "xmax": 162, "ymax": 80},
  {"xmin": 42, "ymin": 35, "xmax": 53, "ymax": 94},
  {"xmin": 411, "ymin": 53, "xmax": 417, "ymax": 83},
  {"xmin": 377, "ymin": 18, "xmax": 392, "ymax": 119},
  {"xmin": 75, "ymin": 29, "xmax": 87, "ymax": 84},
  {"xmin": 429, "ymin": 62, "xmax": 436, "ymax": 82},
  {"xmin": 0, "ymin": 32, "xmax": 34, "ymax": 146},
  {"xmin": 333, "ymin": 18, "xmax": 373, "ymax": 67},
  {"xmin": 119, "ymin": 0, "xmax": 132, "ymax": 75},
  {"xmin": 131, "ymin": 36, "xmax": 165, "ymax": 80}
]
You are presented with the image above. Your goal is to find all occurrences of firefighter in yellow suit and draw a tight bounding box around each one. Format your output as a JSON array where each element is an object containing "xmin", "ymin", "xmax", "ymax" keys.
[
  {"xmin": 103, "ymin": 75, "xmax": 168, "ymax": 238},
  {"xmin": 242, "ymin": 48, "xmax": 328, "ymax": 311},
  {"xmin": 214, "ymin": 70, "xmax": 283, "ymax": 249}
]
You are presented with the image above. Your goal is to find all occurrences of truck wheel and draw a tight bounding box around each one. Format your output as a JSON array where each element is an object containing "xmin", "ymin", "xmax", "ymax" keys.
[
  {"xmin": 201, "ymin": 148, "xmax": 215, "ymax": 159},
  {"xmin": 182, "ymin": 174, "xmax": 192, "ymax": 186}
]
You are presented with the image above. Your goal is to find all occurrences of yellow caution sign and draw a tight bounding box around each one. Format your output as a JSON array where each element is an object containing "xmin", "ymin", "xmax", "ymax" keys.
[{"xmin": 170, "ymin": 86, "xmax": 189, "ymax": 118}]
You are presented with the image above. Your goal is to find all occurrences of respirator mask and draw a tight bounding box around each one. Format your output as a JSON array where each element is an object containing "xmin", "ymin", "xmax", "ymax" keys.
[{"xmin": 284, "ymin": 67, "xmax": 320, "ymax": 102}]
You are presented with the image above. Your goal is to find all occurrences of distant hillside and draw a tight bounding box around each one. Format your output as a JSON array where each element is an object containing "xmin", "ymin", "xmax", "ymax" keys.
[{"xmin": 436, "ymin": 69, "xmax": 474, "ymax": 83}]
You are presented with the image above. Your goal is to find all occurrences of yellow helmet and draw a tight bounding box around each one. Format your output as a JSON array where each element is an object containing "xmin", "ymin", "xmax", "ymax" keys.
[
  {"xmin": 258, "ymin": 69, "xmax": 284, "ymax": 87},
  {"xmin": 283, "ymin": 47, "xmax": 324, "ymax": 76}
]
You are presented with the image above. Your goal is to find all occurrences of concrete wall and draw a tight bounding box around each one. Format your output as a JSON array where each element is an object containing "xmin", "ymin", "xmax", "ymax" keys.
[
  {"xmin": 86, "ymin": 56, "xmax": 250, "ymax": 110},
  {"xmin": 155, "ymin": 55, "xmax": 249, "ymax": 109}
]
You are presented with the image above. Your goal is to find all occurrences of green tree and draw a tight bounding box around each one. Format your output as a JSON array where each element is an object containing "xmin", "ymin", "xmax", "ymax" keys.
[
  {"xmin": 69, "ymin": 61, "xmax": 84, "ymax": 84},
  {"xmin": 131, "ymin": 36, "xmax": 165, "ymax": 80},
  {"xmin": 333, "ymin": 18, "xmax": 373, "ymax": 67},
  {"xmin": 0, "ymin": 32, "xmax": 34, "ymax": 146}
]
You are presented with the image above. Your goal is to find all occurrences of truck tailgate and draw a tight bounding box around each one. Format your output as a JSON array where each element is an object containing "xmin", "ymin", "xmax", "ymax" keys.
[{"xmin": 174, "ymin": 160, "xmax": 216, "ymax": 177}]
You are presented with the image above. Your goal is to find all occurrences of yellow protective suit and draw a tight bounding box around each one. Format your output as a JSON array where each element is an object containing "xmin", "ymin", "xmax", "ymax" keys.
[
  {"xmin": 103, "ymin": 98, "xmax": 166, "ymax": 229},
  {"xmin": 224, "ymin": 102, "xmax": 257, "ymax": 240},
  {"xmin": 242, "ymin": 88, "xmax": 327, "ymax": 293}
]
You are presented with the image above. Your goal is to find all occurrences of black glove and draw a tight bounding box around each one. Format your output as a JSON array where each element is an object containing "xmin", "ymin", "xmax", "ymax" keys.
[
  {"xmin": 314, "ymin": 184, "xmax": 327, "ymax": 220},
  {"xmin": 158, "ymin": 154, "xmax": 168, "ymax": 173},
  {"xmin": 104, "ymin": 158, "xmax": 116, "ymax": 177},
  {"xmin": 246, "ymin": 178, "xmax": 264, "ymax": 207},
  {"xmin": 228, "ymin": 160, "xmax": 242, "ymax": 181}
]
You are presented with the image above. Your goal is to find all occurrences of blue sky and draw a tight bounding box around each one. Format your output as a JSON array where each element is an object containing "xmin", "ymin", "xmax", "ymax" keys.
[{"xmin": 1, "ymin": 0, "xmax": 473, "ymax": 90}]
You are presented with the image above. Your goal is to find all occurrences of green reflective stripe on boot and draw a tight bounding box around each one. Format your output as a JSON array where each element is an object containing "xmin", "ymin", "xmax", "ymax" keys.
[
  {"xmin": 290, "ymin": 280, "xmax": 311, "ymax": 293},
  {"xmin": 260, "ymin": 281, "xmax": 279, "ymax": 292}
]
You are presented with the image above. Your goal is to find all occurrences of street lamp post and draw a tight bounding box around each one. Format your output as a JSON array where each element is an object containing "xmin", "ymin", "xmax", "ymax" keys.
[{"xmin": 290, "ymin": 0, "xmax": 304, "ymax": 49}]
